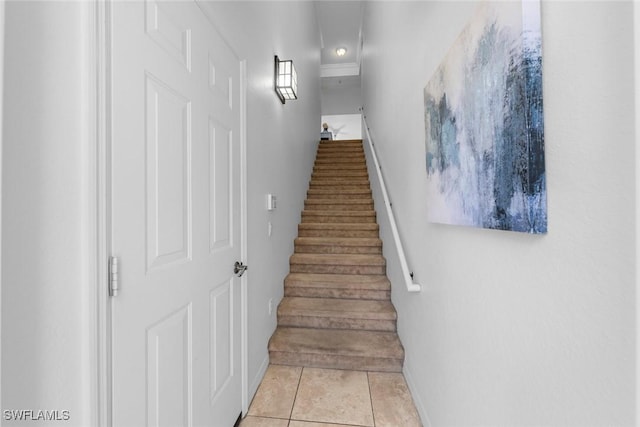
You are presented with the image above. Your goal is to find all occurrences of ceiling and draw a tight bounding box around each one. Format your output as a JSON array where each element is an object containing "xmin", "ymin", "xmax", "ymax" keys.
[{"xmin": 315, "ymin": 1, "xmax": 365, "ymax": 78}]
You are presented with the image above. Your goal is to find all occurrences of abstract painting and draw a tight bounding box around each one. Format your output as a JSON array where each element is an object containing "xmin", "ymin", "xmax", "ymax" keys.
[{"xmin": 424, "ymin": 1, "xmax": 546, "ymax": 234}]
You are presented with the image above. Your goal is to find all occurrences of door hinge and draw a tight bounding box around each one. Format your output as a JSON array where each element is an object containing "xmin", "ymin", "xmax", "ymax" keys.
[{"xmin": 109, "ymin": 256, "xmax": 120, "ymax": 297}]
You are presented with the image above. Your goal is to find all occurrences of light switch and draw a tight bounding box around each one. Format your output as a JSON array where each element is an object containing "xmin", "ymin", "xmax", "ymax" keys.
[{"xmin": 267, "ymin": 194, "xmax": 277, "ymax": 211}]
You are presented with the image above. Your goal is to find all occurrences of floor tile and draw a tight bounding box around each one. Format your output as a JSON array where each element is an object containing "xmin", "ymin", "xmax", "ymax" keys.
[
  {"xmin": 248, "ymin": 365, "xmax": 303, "ymax": 419},
  {"xmin": 239, "ymin": 416, "xmax": 289, "ymax": 427},
  {"xmin": 368, "ymin": 372, "xmax": 422, "ymax": 427},
  {"xmin": 291, "ymin": 367, "xmax": 374, "ymax": 426},
  {"xmin": 288, "ymin": 421, "xmax": 353, "ymax": 427}
]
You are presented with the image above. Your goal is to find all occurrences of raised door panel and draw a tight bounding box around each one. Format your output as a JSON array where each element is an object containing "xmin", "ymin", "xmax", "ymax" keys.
[
  {"xmin": 209, "ymin": 118, "xmax": 232, "ymax": 253},
  {"xmin": 145, "ymin": 73, "xmax": 192, "ymax": 271},
  {"xmin": 209, "ymin": 281, "xmax": 234, "ymax": 404},
  {"xmin": 146, "ymin": 0, "xmax": 192, "ymax": 71},
  {"xmin": 146, "ymin": 304, "xmax": 193, "ymax": 427}
]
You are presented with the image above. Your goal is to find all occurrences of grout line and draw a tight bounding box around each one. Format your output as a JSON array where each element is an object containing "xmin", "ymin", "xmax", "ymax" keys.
[
  {"xmin": 288, "ymin": 366, "xmax": 304, "ymax": 421},
  {"xmin": 367, "ymin": 371, "xmax": 377, "ymax": 427}
]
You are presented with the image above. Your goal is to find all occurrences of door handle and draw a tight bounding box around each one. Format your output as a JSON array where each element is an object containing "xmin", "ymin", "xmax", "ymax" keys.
[{"xmin": 234, "ymin": 261, "xmax": 248, "ymax": 277}]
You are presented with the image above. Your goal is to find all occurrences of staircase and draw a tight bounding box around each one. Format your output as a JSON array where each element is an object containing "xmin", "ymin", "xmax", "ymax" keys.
[{"xmin": 268, "ymin": 139, "xmax": 404, "ymax": 372}]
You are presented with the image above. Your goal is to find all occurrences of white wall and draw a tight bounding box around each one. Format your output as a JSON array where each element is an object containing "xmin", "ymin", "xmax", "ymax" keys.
[
  {"xmin": 197, "ymin": 0, "xmax": 321, "ymax": 400},
  {"xmin": 2, "ymin": 2, "xmax": 94, "ymax": 425},
  {"xmin": 0, "ymin": 0, "xmax": 5, "ymax": 414},
  {"xmin": 635, "ymin": 0, "xmax": 640, "ymax": 420},
  {"xmin": 321, "ymin": 75, "xmax": 362, "ymax": 115},
  {"xmin": 361, "ymin": 2, "xmax": 636, "ymax": 426}
]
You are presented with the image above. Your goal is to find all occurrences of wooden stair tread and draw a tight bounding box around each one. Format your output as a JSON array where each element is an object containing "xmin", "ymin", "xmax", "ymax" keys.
[
  {"xmin": 269, "ymin": 327, "xmax": 403, "ymax": 359},
  {"xmin": 279, "ymin": 297, "xmax": 396, "ymax": 320},
  {"xmin": 294, "ymin": 237, "xmax": 381, "ymax": 247},
  {"xmin": 307, "ymin": 189, "xmax": 372, "ymax": 196},
  {"xmin": 302, "ymin": 210, "xmax": 375, "ymax": 216},
  {"xmin": 315, "ymin": 156, "xmax": 365, "ymax": 161},
  {"xmin": 295, "ymin": 236, "xmax": 381, "ymax": 254},
  {"xmin": 312, "ymin": 173, "xmax": 369, "ymax": 179},
  {"xmin": 299, "ymin": 222, "xmax": 378, "ymax": 229},
  {"xmin": 290, "ymin": 253, "xmax": 385, "ymax": 266},
  {"xmin": 305, "ymin": 198, "xmax": 372, "ymax": 204},
  {"xmin": 309, "ymin": 184, "xmax": 370, "ymax": 189},
  {"xmin": 318, "ymin": 142, "xmax": 363, "ymax": 146},
  {"xmin": 285, "ymin": 273, "xmax": 391, "ymax": 289},
  {"xmin": 304, "ymin": 201, "xmax": 373, "ymax": 212},
  {"xmin": 314, "ymin": 160, "xmax": 365, "ymax": 163},
  {"xmin": 290, "ymin": 254, "xmax": 386, "ymax": 275},
  {"xmin": 297, "ymin": 223, "xmax": 379, "ymax": 238},
  {"xmin": 284, "ymin": 273, "xmax": 391, "ymax": 301},
  {"xmin": 313, "ymin": 162, "xmax": 367, "ymax": 171}
]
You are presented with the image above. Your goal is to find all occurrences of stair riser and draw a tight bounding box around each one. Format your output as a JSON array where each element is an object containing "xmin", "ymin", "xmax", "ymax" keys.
[
  {"xmin": 298, "ymin": 225, "xmax": 379, "ymax": 236},
  {"xmin": 313, "ymin": 169, "xmax": 368, "ymax": 174},
  {"xmin": 298, "ymin": 229, "xmax": 379, "ymax": 238},
  {"xmin": 310, "ymin": 182, "xmax": 370, "ymax": 188},
  {"xmin": 315, "ymin": 155, "xmax": 364, "ymax": 160},
  {"xmin": 304, "ymin": 203, "xmax": 373, "ymax": 211},
  {"xmin": 310, "ymin": 176, "xmax": 369, "ymax": 181},
  {"xmin": 315, "ymin": 154, "xmax": 365, "ymax": 158},
  {"xmin": 307, "ymin": 191, "xmax": 372, "ymax": 199},
  {"xmin": 269, "ymin": 353, "xmax": 403, "ymax": 373},
  {"xmin": 306, "ymin": 197, "xmax": 372, "ymax": 202},
  {"xmin": 311, "ymin": 177, "xmax": 369, "ymax": 182},
  {"xmin": 318, "ymin": 142, "xmax": 363, "ymax": 147},
  {"xmin": 312, "ymin": 175, "xmax": 368, "ymax": 181},
  {"xmin": 301, "ymin": 215, "xmax": 376, "ymax": 224},
  {"xmin": 277, "ymin": 315, "xmax": 396, "ymax": 332},
  {"xmin": 316, "ymin": 150, "xmax": 364, "ymax": 156},
  {"xmin": 284, "ymin": 286, "xmax": 390, "ymax": 300},
  {"xmin": 317, "ymin": 144, "xmax": 363, "ymax": 149},
  {"xmin": 295, "ymin": 244, "xmax": 381, "ymax": 255},
  {"xmin": 302, "ymin": 210, "xmax": 375, "ymax": 218},
  {"xmin": 309, "ymin": 184, "xmax": 371, "ymax": 191},
  {"xmin": 312, "ymin": 171, "xmax": 368, "ymax": 176},
  {"xmin": 318, "ymin": 146, "xmax": 363, "ymax": 150},
  {"xmin": 312, "ymin": 173, "xmax": 368, "ymax": 179},
  {"xmin": 304, "ymin": 203, "xmax": 374, "ymax": 211},
  {"xmin": 315, "ymin": 161, "xmax": 366, "ymax": 166},
  {"xmin": 309, "ymin": 187, "xmax": 370, "ymax": 193},
  {"xmin": 316, "ymin": 151, "xmax": 365, "ymax": 157},
  {"xmin": 315, "ymin": 156, "xmax": 364, "ymax": 161},
  {"xmin": 290, "ymin": 264, "xmax": 386, "ymax": 275},
  {"xmin": 312, "ymin": 172, "xmax": 369, "ymax": 178},
  {"xmin": 314, "ymin": 165, "xmax": 367, "ymax": 171}
]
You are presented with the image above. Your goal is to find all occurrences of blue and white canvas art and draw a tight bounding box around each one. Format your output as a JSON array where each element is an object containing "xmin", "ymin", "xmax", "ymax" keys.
[{"xmin": 424, "ymin": 1, "xmax": 546, "ymax": 234}]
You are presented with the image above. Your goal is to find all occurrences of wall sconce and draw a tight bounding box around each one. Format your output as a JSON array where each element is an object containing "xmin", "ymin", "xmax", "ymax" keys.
[{"xmin": 274, "ymin": 55, "xmax": 297, "ymax": 104}]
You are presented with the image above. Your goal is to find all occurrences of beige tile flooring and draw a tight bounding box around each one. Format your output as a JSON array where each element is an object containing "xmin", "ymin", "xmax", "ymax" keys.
[{"xmin": 239, "ymin": 365, "xmax": 422, "ymax": 427}]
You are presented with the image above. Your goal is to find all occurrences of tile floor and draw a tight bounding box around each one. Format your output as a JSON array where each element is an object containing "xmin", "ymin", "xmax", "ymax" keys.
[{"xmin": 239, "ymin": 365, "xmax": 422, "ymax": 427}]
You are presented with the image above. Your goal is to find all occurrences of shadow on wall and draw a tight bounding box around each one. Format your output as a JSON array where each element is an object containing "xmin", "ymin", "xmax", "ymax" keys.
[{"xmin": 320, "ymin": 114, "xmax": 362, "ymax": 140}]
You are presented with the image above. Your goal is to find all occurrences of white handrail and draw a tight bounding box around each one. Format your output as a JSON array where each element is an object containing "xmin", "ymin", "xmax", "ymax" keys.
[{"xmin": 363, "ymin": 117, "xmax": 421, "ymax": 293}]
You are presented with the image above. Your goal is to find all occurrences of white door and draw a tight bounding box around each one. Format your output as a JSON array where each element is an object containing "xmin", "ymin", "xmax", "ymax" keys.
[{"xmin": 110, "ymin": 1, "xmax": 243, "ymax": 426}]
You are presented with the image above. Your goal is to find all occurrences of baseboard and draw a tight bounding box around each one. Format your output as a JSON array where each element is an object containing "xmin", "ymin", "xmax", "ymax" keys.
[
  {"xmin": 403, "ymin": 357, "xmax": 432, "ymax": 427},
  {"xmin": 248, "ymin": 353, "xmax": 270, "ymax": 406}
]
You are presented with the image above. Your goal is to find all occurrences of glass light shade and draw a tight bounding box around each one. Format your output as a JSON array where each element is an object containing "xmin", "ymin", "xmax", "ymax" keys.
[{"xmin": 274, "ymin": 56, "xmax": 297, "ymax": 104}]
